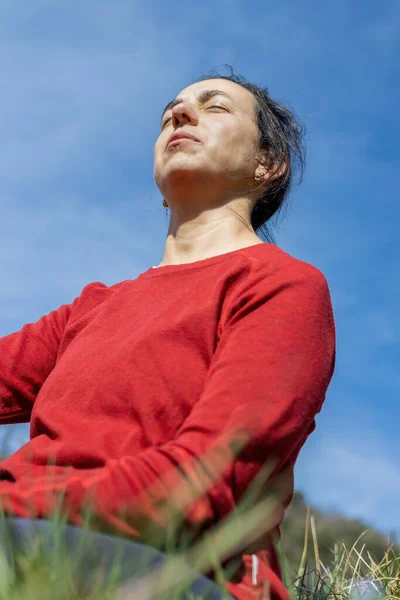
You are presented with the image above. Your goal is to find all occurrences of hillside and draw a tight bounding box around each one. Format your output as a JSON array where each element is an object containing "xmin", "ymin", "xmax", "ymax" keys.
[{"xmin": 279, "ymin": 489, "xmax": 400, "ymax": 580}]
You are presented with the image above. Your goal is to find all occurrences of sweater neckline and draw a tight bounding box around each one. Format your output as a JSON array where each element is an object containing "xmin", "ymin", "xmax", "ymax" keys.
[{"xmin": 138, "ymin": 242, "xmax": 272, "ymax": 277}]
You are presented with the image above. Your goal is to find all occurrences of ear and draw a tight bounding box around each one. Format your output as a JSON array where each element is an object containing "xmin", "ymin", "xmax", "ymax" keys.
[
  {"xmin": 267, "ymin": 157, "xmax": 287, "ymax": 183},
  {"xmin": 256, "ymin": 152, "xmax": 287, "ymax": 183},
  {"xmin": 270, "ymin": 158, "xmax": 288, "ymax": 181}
]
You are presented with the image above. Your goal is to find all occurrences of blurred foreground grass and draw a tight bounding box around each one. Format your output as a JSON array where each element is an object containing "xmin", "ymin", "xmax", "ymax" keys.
[
  {"xmin": 0, "ymin": 436, "xmax": 398, "ymax": 599},
  {"xmin": 0, "ymin": 501, "xmax": 397, "ymax": 599}
]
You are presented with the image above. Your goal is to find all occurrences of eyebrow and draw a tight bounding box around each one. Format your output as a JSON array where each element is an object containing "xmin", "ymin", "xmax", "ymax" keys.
[{"xmin": 160, "ymin": 89, "xmax": 234, "ymax": 124}]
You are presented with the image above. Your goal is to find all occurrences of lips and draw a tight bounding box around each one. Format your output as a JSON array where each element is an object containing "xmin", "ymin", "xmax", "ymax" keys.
[{"xmin": 166, "ymin": 131, "xmax": 200, "ymax": 148}]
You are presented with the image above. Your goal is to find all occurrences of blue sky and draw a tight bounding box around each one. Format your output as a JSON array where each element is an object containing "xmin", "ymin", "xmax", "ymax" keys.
[{"xmin": 1, "ymin": 0, "xmax": 399, "ymax": 543}]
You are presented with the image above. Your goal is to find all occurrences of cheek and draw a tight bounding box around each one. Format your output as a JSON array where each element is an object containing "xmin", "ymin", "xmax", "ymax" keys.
[
  {"xmin": 211, "ymin": 126, "xmax": 253, "ymax": 168},
  {"xmin": 153, "ymin": 138, "xmax": 165, "ymax": 167},
  {"xmin": 154, "ymin": 130, "xmax": 168, "ymax": 151},
  {"xmin": 153, "ymin": 146, "xmax": 162, "ymax": 181},
  {"xmin": 213, "ymin": 121, "xmax": 251, "ymax": 154},
  {"xmin": 154, "ymin": 137, "xmax": 162, "ymax": 156}
]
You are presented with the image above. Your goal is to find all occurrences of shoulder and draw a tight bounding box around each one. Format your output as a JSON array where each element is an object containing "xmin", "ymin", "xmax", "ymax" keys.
[
  {"xmin": 241, "ymin": 243, "xmax": 330, "ymax": 289},
  {"xmin": 68, "ymin": 279, "xmax": 130, "ymax": 318},
  {"xmin": 220, "ymin": 245, "xmax": 333, "ymax": 332}
]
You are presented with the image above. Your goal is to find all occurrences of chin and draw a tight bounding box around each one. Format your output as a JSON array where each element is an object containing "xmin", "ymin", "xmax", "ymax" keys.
[{"xmin": 164, "ymin": 165, "xmax": 208, "ymax": 186}]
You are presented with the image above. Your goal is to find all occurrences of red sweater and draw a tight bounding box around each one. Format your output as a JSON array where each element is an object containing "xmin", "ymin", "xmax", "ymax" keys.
[{"xmin": 0, "ymin": 243, "xmax": 336, "ymax": 600}]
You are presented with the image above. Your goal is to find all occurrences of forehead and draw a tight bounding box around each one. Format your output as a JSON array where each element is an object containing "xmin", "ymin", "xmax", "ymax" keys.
[{"xmin": 177, "ymin": 78, "xmax": 255, "ymax": 110}]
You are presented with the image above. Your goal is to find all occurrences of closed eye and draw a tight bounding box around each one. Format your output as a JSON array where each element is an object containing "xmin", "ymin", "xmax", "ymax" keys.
[{"xmin": 161, "ymin": 105, "xmax": 228, "ymax": 129}]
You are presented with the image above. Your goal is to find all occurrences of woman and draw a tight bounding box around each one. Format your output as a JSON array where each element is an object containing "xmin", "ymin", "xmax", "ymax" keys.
[{"xmin": 0, "ymin": 67, "xmax": 336, "ymax": 599}]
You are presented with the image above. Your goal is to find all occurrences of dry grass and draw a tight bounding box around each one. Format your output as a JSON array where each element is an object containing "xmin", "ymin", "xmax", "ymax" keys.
[{"xmin": 0, "ymin": 436, "xmax": 398, "ymax": 599}]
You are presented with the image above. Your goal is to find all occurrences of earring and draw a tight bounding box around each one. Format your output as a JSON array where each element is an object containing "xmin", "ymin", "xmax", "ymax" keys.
[
  {"xmin": 162, "ymin": 198, "xmax": 168, "ymax": 208},
  {"xmin": 255, "ymin": 171, "xmax": 266, "ymax": 180}
]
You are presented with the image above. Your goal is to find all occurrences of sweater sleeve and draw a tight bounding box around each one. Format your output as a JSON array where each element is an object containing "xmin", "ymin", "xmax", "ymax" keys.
[
  {"xmin": 0, "ymin": 263, "xmax": 336, "ymax": 548},
  {"xmin": 0, "ymin": 288, "xmax": 89, "ymax": 424}
]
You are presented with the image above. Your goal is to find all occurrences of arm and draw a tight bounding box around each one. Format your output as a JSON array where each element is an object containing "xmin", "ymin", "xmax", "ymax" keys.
[
  {"xmin": 0, "ymin": 284, "xmax": 95, "ymax": 424},
  {"xmin": 0, "ymin": 264, "xmax": 336, "ymax": 547}
]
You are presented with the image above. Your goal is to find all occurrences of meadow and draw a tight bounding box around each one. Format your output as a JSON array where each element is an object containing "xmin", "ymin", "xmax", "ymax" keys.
[{"xmin": 0, "ymin": 438, "xmax": 397, "ymax": 599}]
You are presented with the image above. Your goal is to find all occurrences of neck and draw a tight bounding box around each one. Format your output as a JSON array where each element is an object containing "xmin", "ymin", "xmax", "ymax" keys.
[{"xmin": 157, "ymin": 213, "xmax": 262, "ymax": 267}]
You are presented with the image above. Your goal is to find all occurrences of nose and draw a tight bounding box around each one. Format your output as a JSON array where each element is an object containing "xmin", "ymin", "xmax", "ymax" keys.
[{"xmin": 170, "ymin": 100, "xmax": 199, "ymax": 127}]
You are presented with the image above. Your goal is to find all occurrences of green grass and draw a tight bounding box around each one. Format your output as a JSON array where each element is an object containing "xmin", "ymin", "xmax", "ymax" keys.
[
  {"xmin": 0, "ymin": 439, "xmax": 398, "ymax": 599},
  {"xmin": 0, "ymin": 500, "xmax": 397, "ymax": 599}
]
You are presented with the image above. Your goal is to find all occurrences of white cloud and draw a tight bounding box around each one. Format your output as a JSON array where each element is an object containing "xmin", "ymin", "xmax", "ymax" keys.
[
  {"xmin": 0, "ymin": 0, "xmax": 195, "ymax": 322},
  {"xmin": 296, "ymin": 433, "xmax": 400, "ymax": 538}
]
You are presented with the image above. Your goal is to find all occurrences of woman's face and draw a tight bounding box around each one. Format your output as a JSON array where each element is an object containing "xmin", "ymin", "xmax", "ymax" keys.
[{"xmin": 153, "ymin": 78, "xmax": 261, "ymax": 199}]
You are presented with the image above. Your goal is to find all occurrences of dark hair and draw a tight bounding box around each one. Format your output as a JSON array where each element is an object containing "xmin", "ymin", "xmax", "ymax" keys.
[{"xmin": 163, "ymin": 65, "xmax": 307, "ymax": 245}]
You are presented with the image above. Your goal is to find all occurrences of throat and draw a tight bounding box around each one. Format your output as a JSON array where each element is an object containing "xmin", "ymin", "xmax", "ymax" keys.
[{"xmin": 156, "ymin": 236, "xmax": 264, "ymax": 268}]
